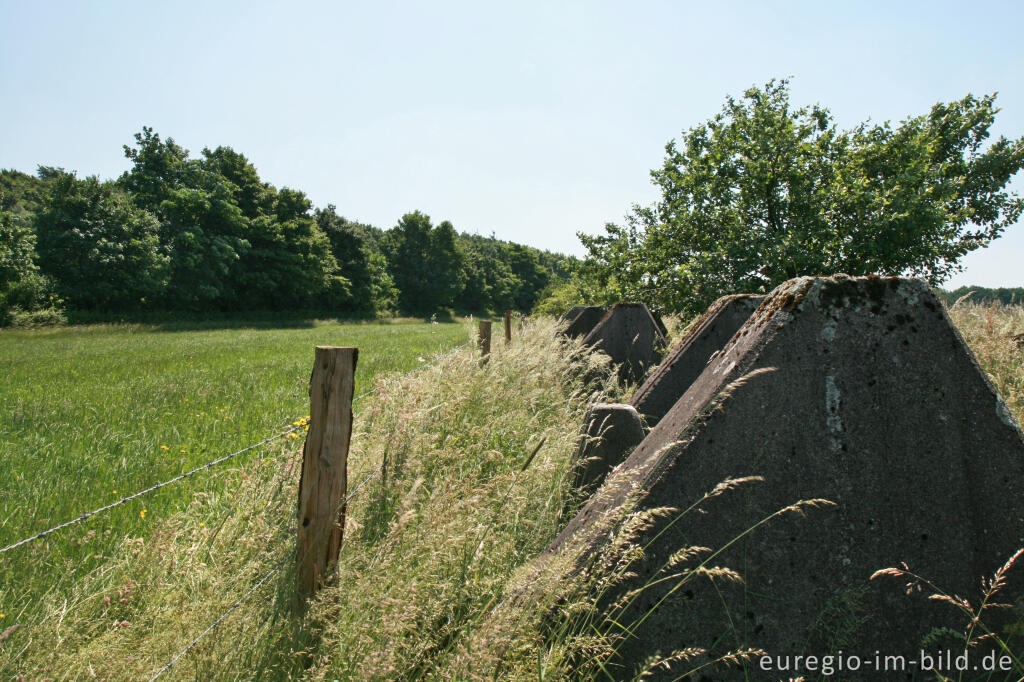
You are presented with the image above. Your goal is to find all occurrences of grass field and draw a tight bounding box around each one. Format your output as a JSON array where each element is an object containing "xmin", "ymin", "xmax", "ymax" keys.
[
  {"xmin": 0, "ymin": 315, "xmax": 608, "ymax": 679},
  {"xmin": 1, "ymin": 304, "xmax": 1022, "ymax": 680},
  {"xmin": 0, "ymin": 319, "xmax": 468, "ymax": 632}
]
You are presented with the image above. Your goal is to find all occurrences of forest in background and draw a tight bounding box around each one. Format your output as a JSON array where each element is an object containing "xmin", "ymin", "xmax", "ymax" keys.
[{"xmin": 0, "ymin": 128, "xmax": 574, "ymax": 325}]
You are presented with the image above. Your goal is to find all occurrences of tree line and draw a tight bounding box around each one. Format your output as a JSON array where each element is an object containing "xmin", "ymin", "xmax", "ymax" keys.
[
  {"xmin": 935, "ymin": 286, "xmax": 1024, "ymax": 306},
  {"xmin": 0, "ymin": 128, "xmax": 573, "ymax": 325}
]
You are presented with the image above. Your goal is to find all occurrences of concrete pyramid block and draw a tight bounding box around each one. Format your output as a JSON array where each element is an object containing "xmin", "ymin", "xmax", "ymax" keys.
[
  {"xmin": 549, "ymin": 276, "xmax": 1024, "ymax": 677},
  {"xmin": 631, "ymin": 294, "xmax": 764, "ymax": 426},
  {"xmin": 582, "ymin": 303, "xmax": 666, "ymax": 384},
  {"xmin": 560, "ymin": 306, "xmax": 606, "ymax": 339},
  {"xmin": 560, "ymin": 306, "xmax": 587, "ymax": 323},
  {"xmin": 568, "ymin": 403, "xmax": 646, "ymax": 499}
]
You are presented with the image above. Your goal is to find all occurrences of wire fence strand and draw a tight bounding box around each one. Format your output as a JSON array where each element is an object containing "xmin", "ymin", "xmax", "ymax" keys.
[
  {"xmin": 0, "ymin": 428, "xmax": 297, "ymax": 556},
  {"xmin": 131, "ymin": 338, "xmax": 472, "ymax": 679},
  {"xmin": 147, "ymin": 561, "xmax": 284, "ymax": 681},
  {"xmin": 1, "ymin": 338, "xmax": 472, "ymax": 557}
]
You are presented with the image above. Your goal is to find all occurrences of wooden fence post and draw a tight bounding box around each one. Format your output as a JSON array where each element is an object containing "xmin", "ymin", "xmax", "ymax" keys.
[
  {"xmin": 478, "ymin": 320, "xmax": 492, "ymax": 364},
  {"xmin": 504, "ymin": 310, "xmax": 512, "ymax": 344},
  {"xmin": 297, "ymin": 346, "xmax": 357, "ymax": 599}
]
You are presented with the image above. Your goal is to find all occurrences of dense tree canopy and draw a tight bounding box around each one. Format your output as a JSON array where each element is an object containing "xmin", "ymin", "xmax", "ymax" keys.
[
  {"xmin": 383, "ymin": 212, "xmax": 466, "ymax": 313},
  {"xmin": 34, "ymin": 170, "xmax": 168, "ymax": 311},
  {"xmin": 0, "ymin": 207, "xmax": 54, "ymax": 321},
  {"xmin": 580, "ymin": 80, "xmax": 1024, "ymax": 315},
  {"xmin": 1, "ymin": 128, "xmax": 571, "ymax": 323}
]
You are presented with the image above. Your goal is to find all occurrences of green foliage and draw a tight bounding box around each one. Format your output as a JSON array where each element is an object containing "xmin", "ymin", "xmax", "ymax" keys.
[
  {"xmin": 0, "ymin": 208, "xmax": 58, "ymax": 322},
  {"xmin": 118, "ymin": 126, "xmax": 190, "ymax": 216},
  {"xmin": 5, "ymin": 305, "xmax": 67, "ymax": 328},
  {"xmin": 316, "ymin": 205, "xmax": 391, "ymax": 314},
  {"xmin": 937, "ymin": 286, "xmax": 1024, "ymax": 306},
  {"xmin": 237, "ymin": 188, "xmax": 346, "ymax": 310},
  {"xmin": 581, "ymin": 80, "xmax": 1024, "ymax": 315},
  {"xmin": 384, "ymin": 211, "xmax": 466, "ymax": 313},
  {"xmin": 199, "ymin": 146, "xmax": 275, "ymax": 219},
  {"xmin": 458, "ymin": 246, "xmax": 515, "ymax": 312},
  {"xmin": 532, "ymin": 277, "xmax": 591, "ymax": 316},
  {"xmin": 456, "ymin": 233, "xmax": 564, "ymax": 314},
  {"xmin": 33, "ymin": 170, "xmax": 166, "ymax": 312},
  {"xmin": 0, "ymin": 168, "xmax": 50, "ymax": 219},
  {"xmin": 3, "ymin": 128, "xmax": 572, "ymax": 321}
]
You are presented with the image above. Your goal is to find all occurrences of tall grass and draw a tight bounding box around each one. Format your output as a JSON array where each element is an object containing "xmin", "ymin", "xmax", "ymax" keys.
[
  {"xmin": 947, "ymin": 301, "xmax": 1024, "ymax": 422},
  {"xmin": 2, "ymin": 303, "xmax": 1022, "ymax": 680},
  {"xmin": 0, "ymin": 320, "xmax": 467, "ymax": 658},
  {"xmin": 1, "ymin": 318, "xmax": 618, "ymax": 679}
]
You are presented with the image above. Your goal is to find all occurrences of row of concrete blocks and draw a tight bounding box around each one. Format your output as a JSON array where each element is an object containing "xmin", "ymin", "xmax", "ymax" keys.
[
  {"xmin": 549, "ymin": 276, "xmax": 1024, "ymax": 678},
  {"xmin": 562, "ymin": 294, "xmax": 765, "ymax": 494}
]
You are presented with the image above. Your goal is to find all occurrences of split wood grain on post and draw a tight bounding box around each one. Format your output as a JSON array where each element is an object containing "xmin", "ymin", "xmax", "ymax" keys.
[
  {"xmin": 297, "ymin": 346, "xmax": 357, "ymax": 599},
  {"xmin": 478, "ymin": 320, "xmax": 492, "ymax": 364}
]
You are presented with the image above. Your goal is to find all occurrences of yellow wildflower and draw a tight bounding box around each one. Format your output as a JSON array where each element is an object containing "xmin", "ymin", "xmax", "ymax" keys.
[
  {"xmin": 160, "ymin": 445, "xmax": 169, "ymax": 451},
  {"xmin": 140, "ymin": 509, "xmax": 147, "ymax": 519}
]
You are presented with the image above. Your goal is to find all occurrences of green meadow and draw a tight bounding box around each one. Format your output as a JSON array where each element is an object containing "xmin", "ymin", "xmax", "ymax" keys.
[{"xmin": 0, "ymin": 319, "xmax": 468, "ymax": 623}]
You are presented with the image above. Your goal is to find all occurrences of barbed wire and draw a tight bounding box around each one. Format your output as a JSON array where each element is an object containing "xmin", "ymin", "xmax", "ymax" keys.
[
  {"xmin": 146, "ymin": 455, "xmax": 390, "ymax": 681},
  {"xmin": 1, "ymin": 338, "xmax": 472, "ymax": 557},
  {"xmin": 147, "ymin": 559, "xmax": 284, "ymax": 681},
  {"xmin": 0, "ymin": 428, "xmax": 298, "ymax": 556},
  {"xmin": 28, "ymin": 337, "xmax": 472, "ymax": 678},
  {"xmin": 144, "ymin": 342, "xmax": 473, "ymax": 678}
]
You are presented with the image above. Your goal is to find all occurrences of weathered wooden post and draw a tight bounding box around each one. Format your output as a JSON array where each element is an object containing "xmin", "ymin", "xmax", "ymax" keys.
[
  {"xmin": 479, "ymin": 320, "xmax": 492, "ymax": 364},
  {"xmin": 297, "ymin": 346, "xmax": 357, "ymax": 599},
  {"xmin": 504, "ymin": 310, "xmax": 512, "ymax": 344}
]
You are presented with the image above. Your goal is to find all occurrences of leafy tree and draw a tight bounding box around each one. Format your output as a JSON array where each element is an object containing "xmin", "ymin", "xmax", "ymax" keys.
[
  {"xmin": 315, "ymin": 206, "xmax": 381, "ymax": 313},
  {"xmin": 157, "ymin": 169, "xmax": 250, "ymax": 310},
  {"xmin": 457, "ymin": 247, "xmax": 516, "ymax": 313},
  {"xmin": 367, "ymin": 250, "xmax": 399, "ymax": 313},
  {"xmin": 1, "ymin": 169, "xmax": 50, "ymax": 219},
  {"xmin": 0, "ymin": 208, "xmax": 56, "ymax": 321},
  {"xmin": 119, "ymin": 127, "xmax": 190, "ymax": 216},
  {"xmin": 431, "ymin": 220, "xmax": 467, "ymax": 306},
  {"xmin": 6, "ymin": 127, "xmax": 576, "ymax": 320},
  {"xmin": 384, "ymin": 211, "xmax": 465, "ymax": 313},
  {"xmin": 503, "ymin": 243, "xmax": 549, "ymax": 310},
  {"xmin": 34, "ymin": 170, "xmax": 168, "ymax": 311},
  {"xmin": 237, "ymin": 188, "xmax": 346, "ymax": 310},
  {"xmin": 200, "ymin": 146, "xmax": 275, "ymax": 220},
  {"xmin": 581, "ymin": 80, "xmax": 1024, "ymax": 315}
]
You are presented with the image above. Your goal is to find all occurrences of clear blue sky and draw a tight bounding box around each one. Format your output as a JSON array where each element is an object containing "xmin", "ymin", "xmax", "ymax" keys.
[{"xmin": 2, "ymin": 0, "xmax": 1021, "ymax": 288}]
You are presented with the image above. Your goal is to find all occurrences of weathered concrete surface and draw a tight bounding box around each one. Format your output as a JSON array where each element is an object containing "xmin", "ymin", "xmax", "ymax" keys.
[
  {"xmin": 631, "ymin": 294, "xmax": 764, "ymax": 426},
  {"xmin": 560, "ymin": 306, "xmax": 606, "ymax": 339},
  {"xmin": 547, "ymin": 276, "xmax": 1024, "ymax": 678},
  {"xmin": 568, "ymin": 403, "xmax": 646, "ymax": 499},
  {"xmin": 582, "ymin": 303, "xmax": 666, "ymax": 384},
  {"xmin": 560, "ymin": 306, "xmax": 587, "ymax": 324}
]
